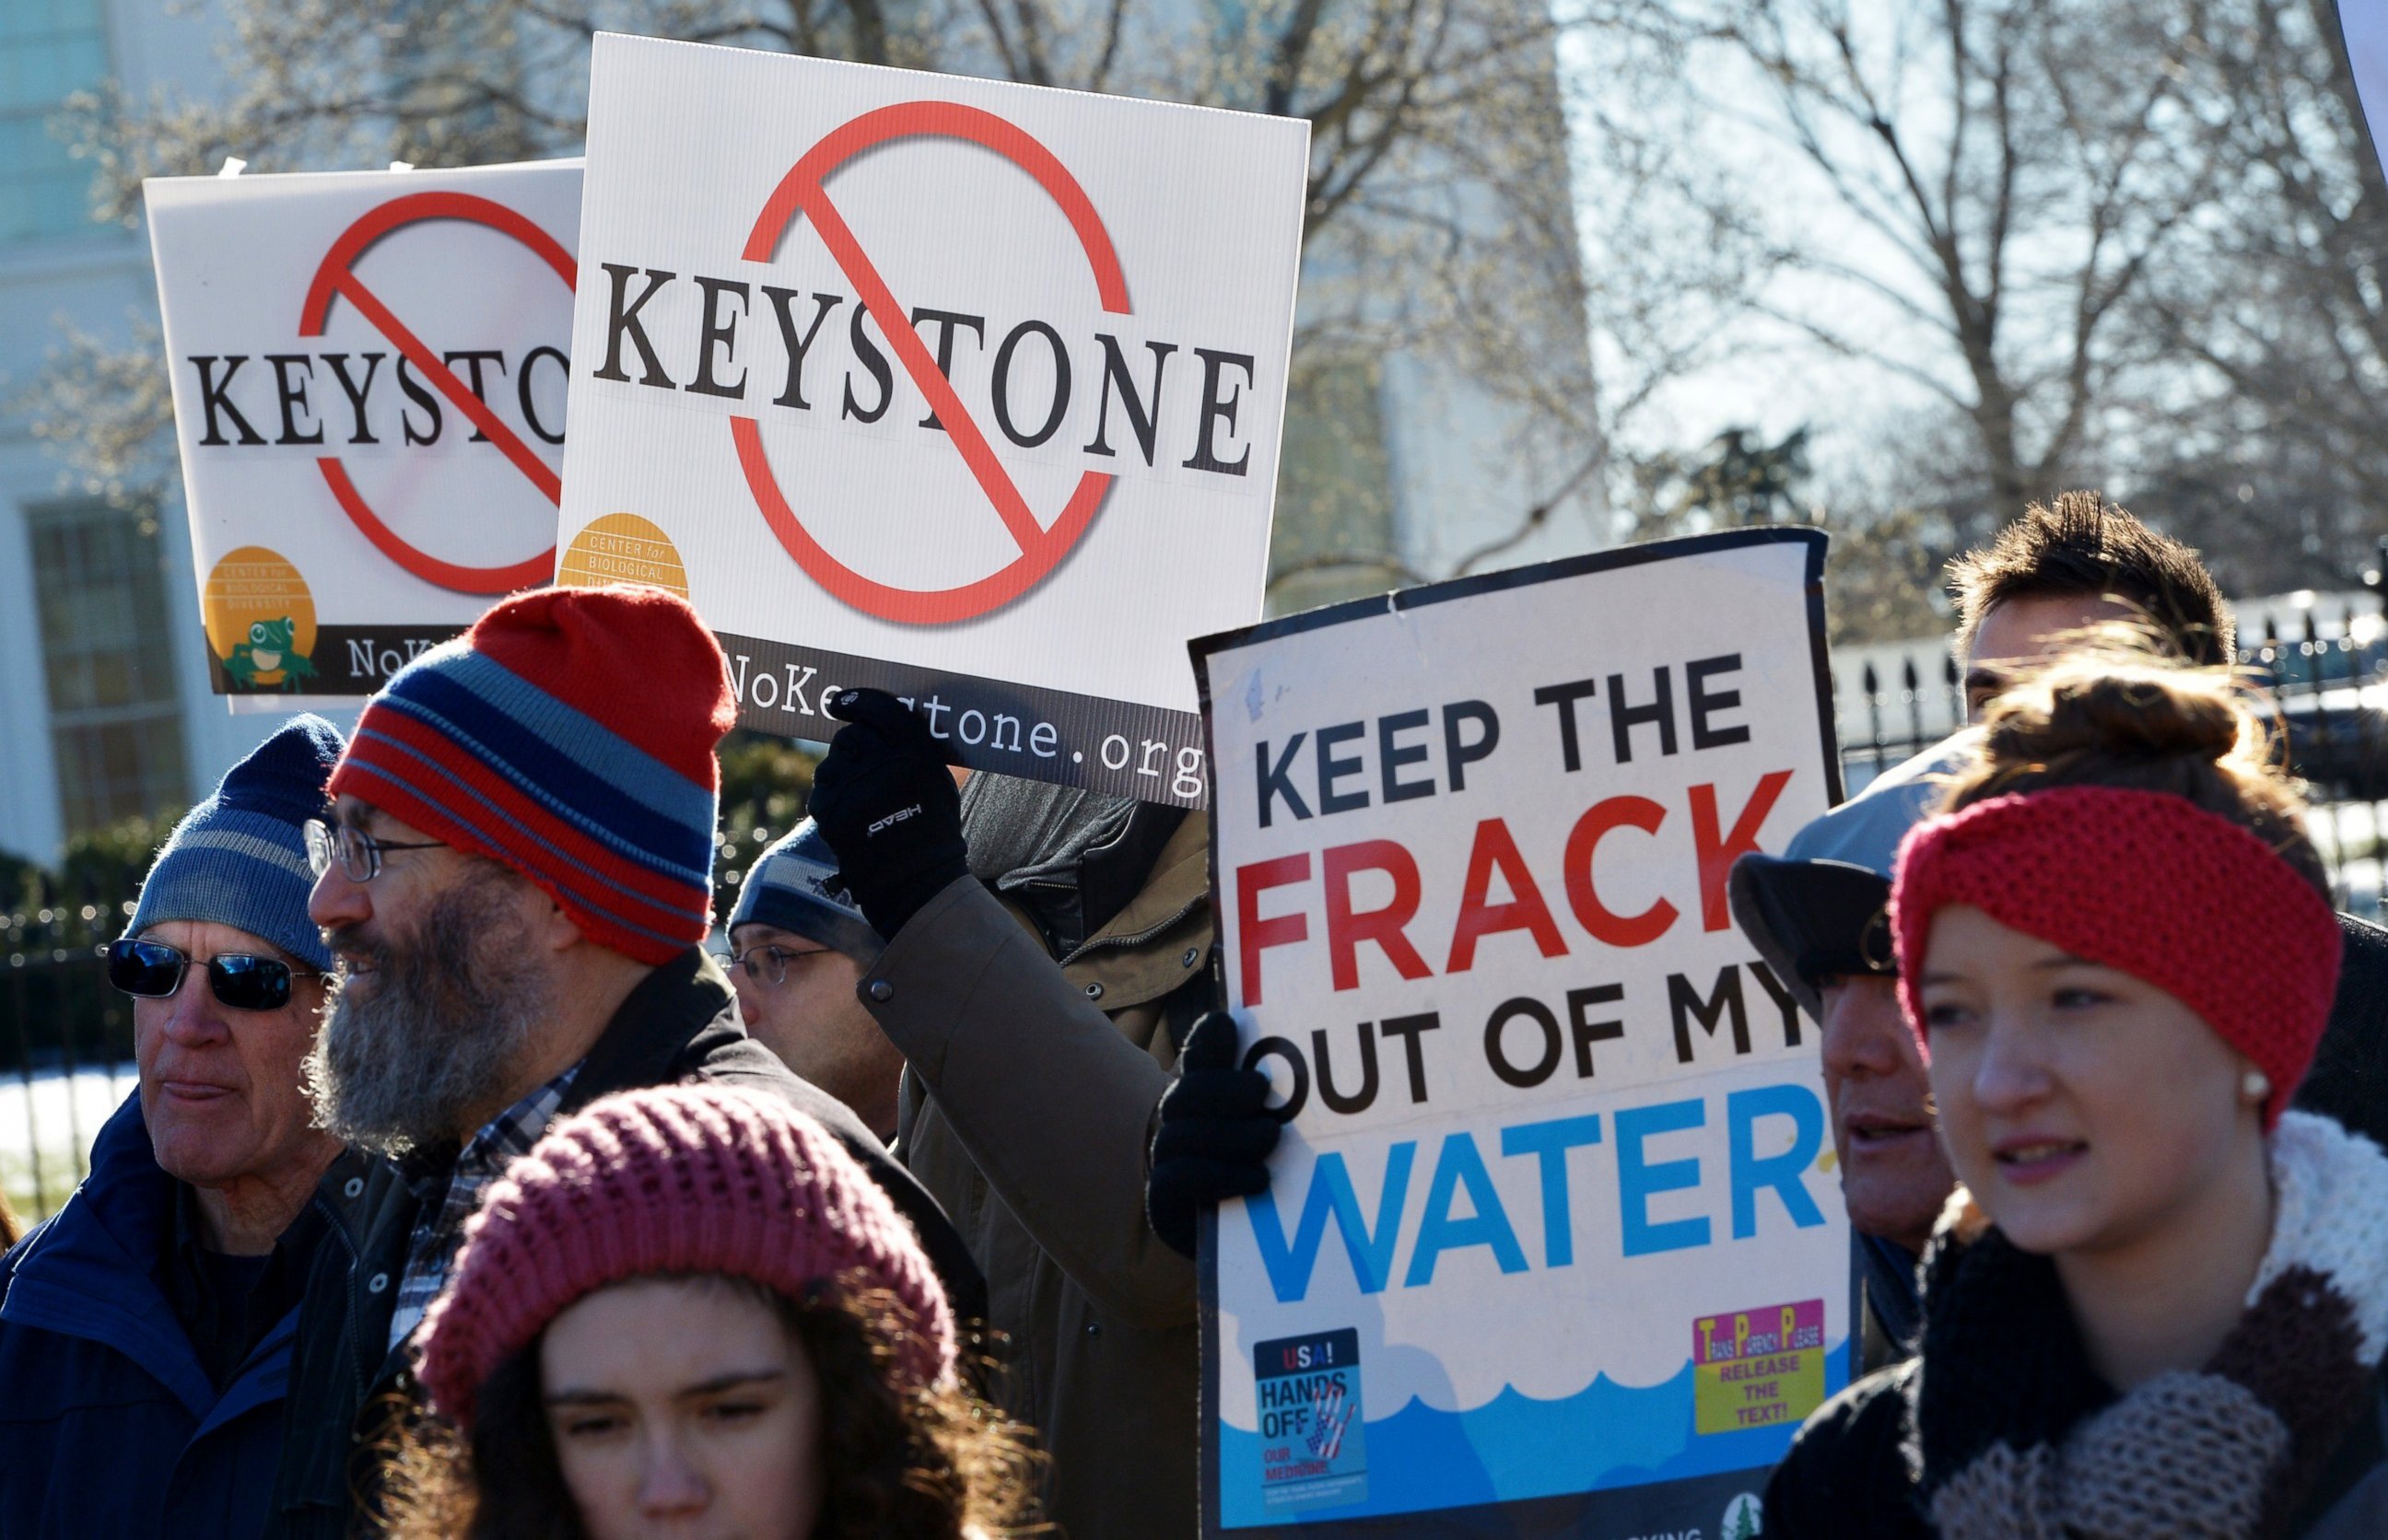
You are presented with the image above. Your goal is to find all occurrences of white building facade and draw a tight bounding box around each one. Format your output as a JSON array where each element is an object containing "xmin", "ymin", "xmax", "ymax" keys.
[{"xmin": 0, "ymin": 0, "xmax": 316, "ymax": 863}]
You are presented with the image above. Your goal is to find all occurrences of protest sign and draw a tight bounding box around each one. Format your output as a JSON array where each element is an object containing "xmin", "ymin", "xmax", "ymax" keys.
[
  {"xmin": 146, "ymin": 159, "xmax": 581, "ymax": 696},
  {"xmin": 2343, "ymin": 6, "xmax": 2388, "ymax": 184},
  {"xmin": 1192, "ymin": 529, "xmax": 1851, "ymax": 1536},
  {"xmin": 559, "ymin": 34, "xmax": 1307, "ymax": 804}
]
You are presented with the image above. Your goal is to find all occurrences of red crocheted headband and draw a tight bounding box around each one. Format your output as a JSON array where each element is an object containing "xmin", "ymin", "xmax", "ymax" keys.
[{"xmin": 1890, "ymin": 785, "xmax": 2341, "ymax": 1128}]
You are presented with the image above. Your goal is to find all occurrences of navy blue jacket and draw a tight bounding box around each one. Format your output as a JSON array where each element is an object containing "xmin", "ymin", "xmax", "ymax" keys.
[{"xmin": 0, "ymin": 1094, "xmax": 353, "ymax": 1539}]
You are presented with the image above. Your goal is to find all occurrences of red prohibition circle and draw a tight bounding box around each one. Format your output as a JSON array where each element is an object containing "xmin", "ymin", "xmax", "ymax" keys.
[
  {"xmin": 735, "ymin": 101, "xmax": 1131, "ymax": 626},
  {"xmin": 299, "ymin": 191, "xmax": 574, "ymax": 595}
]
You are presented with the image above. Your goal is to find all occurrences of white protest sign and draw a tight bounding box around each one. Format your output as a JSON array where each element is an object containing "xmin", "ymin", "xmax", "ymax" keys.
[
  {"xmin": 1192, "ymin": 530, "xmax": 1851, "ymax": 1536},
  {"xmin": 146, "ymin": 159, "xmax": 581, "ymax": 695},
  {"xmin": 2344, "ymin": 6, "xmax": 2388, "ymax": 183},
  {"xmin": 560, "ymin": 34, "xmax": 1307, "ymax": 804}
]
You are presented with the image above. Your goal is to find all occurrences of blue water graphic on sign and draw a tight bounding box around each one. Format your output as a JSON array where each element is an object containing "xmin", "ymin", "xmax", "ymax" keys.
[{"xmin": 1218, "ymin": 1349, "xmax": 1848, "ymax": 1528}]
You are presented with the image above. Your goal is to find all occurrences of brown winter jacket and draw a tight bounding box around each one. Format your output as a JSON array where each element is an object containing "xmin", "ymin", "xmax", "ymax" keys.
[{"xmin": 864, "ymin": 811, "xmax": 1212, "ymax": 1540}]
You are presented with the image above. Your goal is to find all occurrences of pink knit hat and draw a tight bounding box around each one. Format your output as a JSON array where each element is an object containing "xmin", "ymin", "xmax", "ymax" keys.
[{"xmin": 416, "ymin": 1086, "xmax": 955, "ymax": 1429}]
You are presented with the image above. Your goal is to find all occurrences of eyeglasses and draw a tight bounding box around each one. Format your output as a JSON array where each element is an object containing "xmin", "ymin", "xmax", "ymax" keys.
[
  {"xmin": 305, "ymin": 818, "xmax": 445, "ymax": 882},
  {"xmin": 720, "ymin": 942, "xmax": 828, "ymax": 988},
  {"xmin": 106, "ymin": 938, "xmax": 323, "ymax": 1011}
]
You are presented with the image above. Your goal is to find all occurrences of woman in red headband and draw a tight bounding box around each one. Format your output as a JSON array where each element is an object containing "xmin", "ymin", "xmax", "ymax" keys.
[{"xmin": 1765, "ymin": 650, "xmax": 2388, "ymax": 1538}]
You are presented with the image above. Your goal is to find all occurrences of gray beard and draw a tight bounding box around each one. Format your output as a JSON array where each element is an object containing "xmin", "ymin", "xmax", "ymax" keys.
[{"xmin": 305, "ymin": 869, "xmax": 553, "ymax": 1157}]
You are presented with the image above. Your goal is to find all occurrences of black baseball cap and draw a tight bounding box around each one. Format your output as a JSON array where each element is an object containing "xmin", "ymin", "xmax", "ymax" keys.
[{"xmin": 1727, "ymin": 731, "xmax": 1978, "ymax": 1017}]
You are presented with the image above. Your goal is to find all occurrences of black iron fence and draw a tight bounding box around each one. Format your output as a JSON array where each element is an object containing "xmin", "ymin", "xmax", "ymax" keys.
[
  {"xmin": 1836, "ymin": 649, "xmax": 1966, "ymax": 789},
  {"xmin": 1, "ymin": 883, "xmax": 138, "ymax": 1226},
  {"xmin": 1835, "ymin": 597, "xmax": 2388, "ymax": 916},
  {"xmin": 2235, "ymin": 603, "xmax": 2388, "ymax": 916}
]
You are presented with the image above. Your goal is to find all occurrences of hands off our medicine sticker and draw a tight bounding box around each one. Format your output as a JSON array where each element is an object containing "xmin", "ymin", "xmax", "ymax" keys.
[
  {"xmin": 1252, "ymin": 1329, "xmax": 1367, "ymax": 1514},
  {"xmin": 1693, "ymin": 1300, "xmax": 1827, "ymax": 1435}
]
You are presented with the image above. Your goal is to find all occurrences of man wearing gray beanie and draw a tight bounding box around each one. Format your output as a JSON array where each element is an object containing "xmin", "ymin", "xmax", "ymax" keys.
[
  {"xmin": 0, "ymin": 715, "xmax": 368, "ymax": 1540},
  {"xmin": 723, "ymin": 819, "xmax": 904, "ymax": 1140}
]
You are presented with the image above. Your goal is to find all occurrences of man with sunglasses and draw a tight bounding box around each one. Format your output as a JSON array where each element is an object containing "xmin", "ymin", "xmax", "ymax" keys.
[
  {"xmin": 0, "ymin": 715, "xmax": 362, "ymax": 1539},
  {"xmin": 262, "ymin": 585, "xmax": 979, "ymax": 1540},
  {"xmin": 722, "ymin": 819, "xmax": 903, "ymax": 1141}
]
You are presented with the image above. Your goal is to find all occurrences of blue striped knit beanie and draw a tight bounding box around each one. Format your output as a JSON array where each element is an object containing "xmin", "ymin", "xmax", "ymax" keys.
[
  {"xmin": 727, "ymin": 819, "xmax": 884, "ymax": 963},
  {"xmin": 130, "ymin": 714, "xmax": 344, "ymax": 969},
  {"xmin": 329, "ymin": 585, "xmax": 735, "ymax": 964}
]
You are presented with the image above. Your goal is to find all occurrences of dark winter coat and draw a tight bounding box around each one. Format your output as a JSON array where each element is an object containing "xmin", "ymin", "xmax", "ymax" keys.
[
  {"xmin": 1768, "ymin": 1358, "xmax": 2386, "ymax": 1538},
  {"xmin": 2302, "ymin": 913, "xmax": 2388, "ymax": 1153},
  {"xmin": 261, "ymin": 947, "xmax": 983, "ymax": 1540},
  {"xmin": 871, "ymin": 808, "xmax": 1213, "ymax": 1540},
  {"xmin": 1765, "ymin": 1114, "xmax": 2388, "ymax": 1539},
  {"xmin": 0, "ymin": 1094, "xmax": 357, "ymax": 1539}
]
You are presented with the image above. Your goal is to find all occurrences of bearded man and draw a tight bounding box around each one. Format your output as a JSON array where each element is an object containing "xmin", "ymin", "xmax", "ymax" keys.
[{"xmin": 262, "ymin": 585, "xmax": 979, "ymax": 1540}]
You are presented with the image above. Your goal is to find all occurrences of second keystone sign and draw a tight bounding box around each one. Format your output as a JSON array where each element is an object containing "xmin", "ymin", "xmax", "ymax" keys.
[{"xmin": 561, "ymin": 33, "xmax": 1310, "ymax": 805}]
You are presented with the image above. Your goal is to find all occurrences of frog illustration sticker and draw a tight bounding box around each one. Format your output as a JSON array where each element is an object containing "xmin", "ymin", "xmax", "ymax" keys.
[{"xmin": 204, "ymin": 548, "xmax": 320, "ymax": 693}]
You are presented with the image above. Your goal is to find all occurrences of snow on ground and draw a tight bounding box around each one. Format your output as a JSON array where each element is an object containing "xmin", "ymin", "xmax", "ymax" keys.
[{"xmin": 2, "ymin": 1063, "xmax": 136, "ymax": 1220}]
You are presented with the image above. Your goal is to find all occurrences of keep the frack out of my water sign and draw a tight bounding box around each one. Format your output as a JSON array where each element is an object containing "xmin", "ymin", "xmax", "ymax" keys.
[
  {"xmin": 559, "ymin": 34, "xmax": 1306, "ymax": 805},
  {"xmin": 146, "ymin": 159, "xmax": 580, "ymax": 697},
  {"xmin": 1192, "ymin": 530, "xmax": 1853, "ymax": 1537}
]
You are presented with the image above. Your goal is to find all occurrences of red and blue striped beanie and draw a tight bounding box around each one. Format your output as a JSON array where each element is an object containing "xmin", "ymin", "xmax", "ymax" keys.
[{"xmin": 330, "ymin": 584, "xmax": 735, "ymax": 964}]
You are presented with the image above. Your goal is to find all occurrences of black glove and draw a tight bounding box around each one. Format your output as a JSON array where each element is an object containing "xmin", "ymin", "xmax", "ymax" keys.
[
  {"xmin": 810, "ymin": 688, "xmax": 970, "ymax": 939},
  {"xmin": 1148, "ymin": 1010, "xmax": 1283, "ymax": 1259}
]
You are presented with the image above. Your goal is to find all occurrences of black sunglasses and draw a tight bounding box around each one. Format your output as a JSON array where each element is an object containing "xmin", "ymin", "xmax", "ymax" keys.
[{"xmin": 105, "ymin": 938, "xmax": 323, "ymax": 1012}]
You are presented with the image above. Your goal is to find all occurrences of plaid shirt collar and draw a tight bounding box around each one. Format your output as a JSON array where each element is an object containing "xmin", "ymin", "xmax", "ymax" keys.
[
  {"xmin": 458, "ymin": 1063, "xmax": 579, "ymax": 1180},
  {"xmin": 389, "ymin": 1062, "xmax": 581, "ymax": 1349}
]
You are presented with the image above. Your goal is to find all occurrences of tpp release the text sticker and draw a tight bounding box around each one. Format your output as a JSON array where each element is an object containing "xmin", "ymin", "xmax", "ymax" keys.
[{"xmin": 1692, "ymin": 1299, "xmax": 1826, "ymax": 1435}]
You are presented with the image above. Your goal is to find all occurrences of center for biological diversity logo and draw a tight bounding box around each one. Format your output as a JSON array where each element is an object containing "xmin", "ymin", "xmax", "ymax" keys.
[
  {"xmin": 556, "ymin": 512, "xmax": 690, "ymax": 599},
  {"xmin": 203, "ymin": 548, "xmax": 319, "ymax": 692}
]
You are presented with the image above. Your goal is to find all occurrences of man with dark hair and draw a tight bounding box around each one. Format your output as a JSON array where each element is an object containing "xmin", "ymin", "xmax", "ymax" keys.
[
  {"xmin": 1944, "ymin": 492, "xmax": 2387, "ymax": 1151},
  {"xmin": 1949, "ymin": 489, "xmax": 2234, "ymax": 713}
]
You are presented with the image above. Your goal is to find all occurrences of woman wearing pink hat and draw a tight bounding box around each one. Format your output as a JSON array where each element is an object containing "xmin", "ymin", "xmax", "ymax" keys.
[
  {"xmin": 1764, "ymin": 650, "xmax": 2388, "ymax": 1538},
  {"xmin": 378, "ymin": 1085, "xmax": 1038, "ymax": 1539}
]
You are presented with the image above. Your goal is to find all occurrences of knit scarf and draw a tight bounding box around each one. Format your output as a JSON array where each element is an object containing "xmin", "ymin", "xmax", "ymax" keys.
[{"xmin": 1904, "ymin": 1112, "xmax": 2388, "ymax": 1539}]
